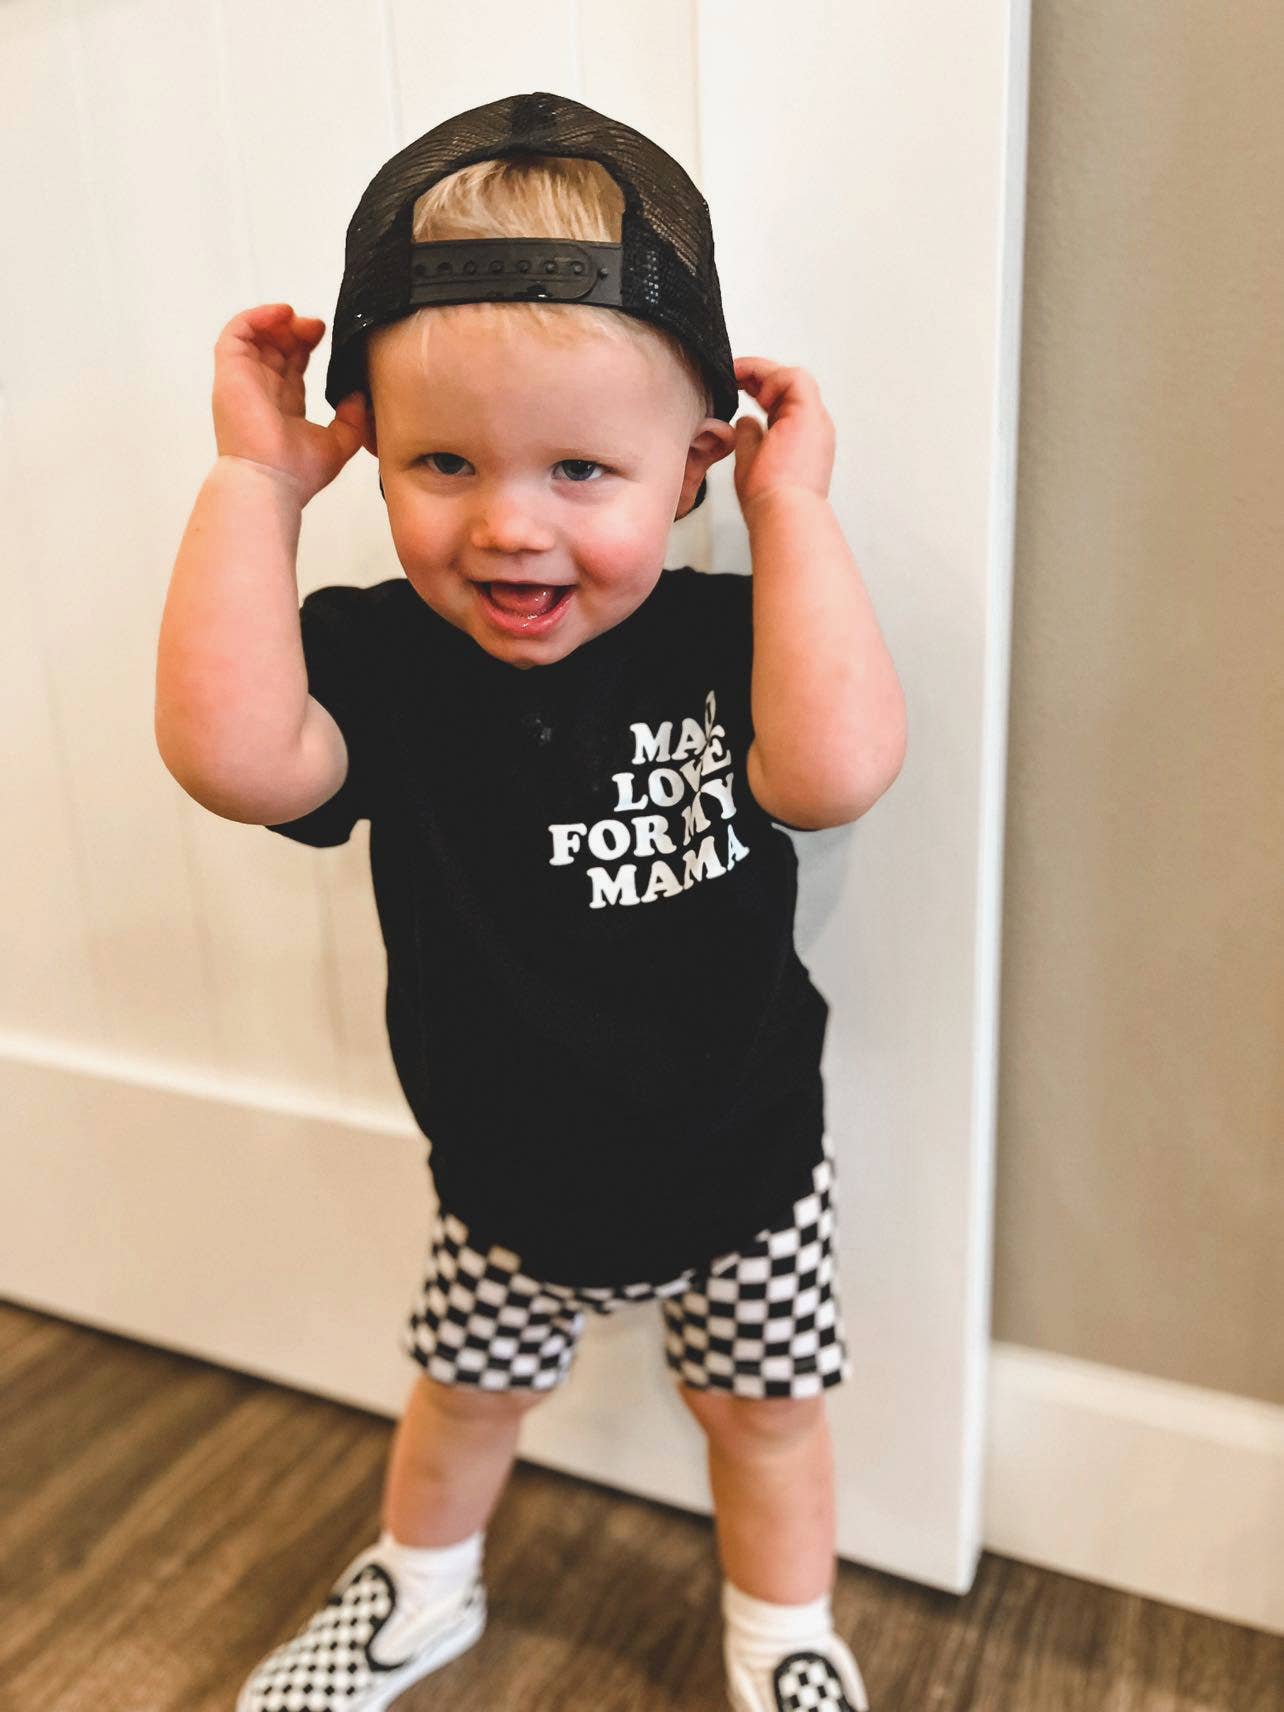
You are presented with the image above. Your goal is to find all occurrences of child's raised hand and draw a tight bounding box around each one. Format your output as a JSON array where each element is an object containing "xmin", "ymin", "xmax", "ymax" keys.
[
  {"xmin": 731, "ymin": 356, "xmax": 835, "ymax": 520},
  {"xmin": 212, "ymin": 303, "xmax": 369, "ymax": 502}
]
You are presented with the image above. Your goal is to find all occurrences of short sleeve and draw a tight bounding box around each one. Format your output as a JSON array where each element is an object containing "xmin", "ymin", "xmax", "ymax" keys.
[
  {"xmin": 692, "ymin": 568, "xmax": 822, "ymax": 835},
  {"xmin": 265, "ymin": 584, "xmax": 379, "ymax": 848}
]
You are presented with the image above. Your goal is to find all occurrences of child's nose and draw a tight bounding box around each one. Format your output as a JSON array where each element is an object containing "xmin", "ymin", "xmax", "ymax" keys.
[{"xmin": 468, "ymin": 496, "xmax": 557, "ymax": 556}]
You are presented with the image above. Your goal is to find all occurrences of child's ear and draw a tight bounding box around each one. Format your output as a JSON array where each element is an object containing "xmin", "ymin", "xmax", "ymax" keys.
[
  {"xmin": 359, "ymin": 395, "xmax": 385, "ymax": 499},
  {"xmin": 675, "ymin": 419, "xmax": 736, "ymax": 520},
  {"xmin": 359, "ymin": 394, "xmax": 379, "ymax": 460}
]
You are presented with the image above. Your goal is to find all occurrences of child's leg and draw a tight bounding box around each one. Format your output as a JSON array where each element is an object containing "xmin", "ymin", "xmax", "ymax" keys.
[
  {"xmin": 679, "ymin": 1388, "xmax": 868, "ymax": 1710},
  {"xmin": 236, "ymin": 1374, "xmax": 551, "ymax": 1712},
  {"xmin": 383, "ymin": 1371, "xmax": 548, "ymax": 1546},
  {"xmin": 679, "ymin": 1388, "xmax": 834, "ymax": 1601},
  {"xmin": 660, "ymin": 1126, "xmax": 867, "ymax": 1707}
]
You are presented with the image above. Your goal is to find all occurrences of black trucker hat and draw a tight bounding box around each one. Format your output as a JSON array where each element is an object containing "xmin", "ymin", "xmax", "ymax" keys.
[{"xmin": 325, "ymin": 90, "xmax": 738, "ymax": 512}]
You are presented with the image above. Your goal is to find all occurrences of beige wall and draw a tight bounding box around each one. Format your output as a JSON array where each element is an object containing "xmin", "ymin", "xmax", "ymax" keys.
[{"xmin": 991, "ymin": 3, "xmax": 1282, "ymax": 1405}]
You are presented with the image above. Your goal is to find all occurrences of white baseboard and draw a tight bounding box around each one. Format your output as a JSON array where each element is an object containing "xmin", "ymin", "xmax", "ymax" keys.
[{"xmin": 985, "ymin": 1341, "xmax": 1284, "ymax": 1635}]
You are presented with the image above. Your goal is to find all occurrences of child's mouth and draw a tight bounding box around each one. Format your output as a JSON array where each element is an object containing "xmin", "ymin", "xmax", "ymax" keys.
[{"xmin": 477, "ymin": 581, "xmax": 575, "ymax": 634}]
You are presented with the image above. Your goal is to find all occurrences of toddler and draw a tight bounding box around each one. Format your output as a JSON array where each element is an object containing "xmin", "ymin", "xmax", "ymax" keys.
[{"xmin": 155, "ymin": 90, "xmax": 905, "ymax": 1712}]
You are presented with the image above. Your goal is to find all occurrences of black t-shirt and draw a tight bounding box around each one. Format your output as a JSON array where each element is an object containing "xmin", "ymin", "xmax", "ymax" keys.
[{"xmin": 267, "ymin": 568, "xmax": 830, "ymax": 1289}]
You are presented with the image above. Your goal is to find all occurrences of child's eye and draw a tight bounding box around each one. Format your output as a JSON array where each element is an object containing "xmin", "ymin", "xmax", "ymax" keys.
[
  {"xmin": 416, "ymin": 453, "xmax": 606, "ymax": 483},
  {"xmin": 556, "ymin": 459, "xmax": 604, "ymax": 483}
]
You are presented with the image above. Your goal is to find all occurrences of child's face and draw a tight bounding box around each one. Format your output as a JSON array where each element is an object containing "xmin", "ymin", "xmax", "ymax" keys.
[{"xmin": 362, "ymin": 308, "xmax": 735, "ymax": 668}]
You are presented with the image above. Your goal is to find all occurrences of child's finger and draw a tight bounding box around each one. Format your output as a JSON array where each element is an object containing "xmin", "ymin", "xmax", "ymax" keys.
[
  {"xmin": 232, "ymin": 305, "xmax": 313, "ymax": 363},
  {"xmin": 285, "ymin": 318, "xmax": 327, "ymax": 372},
  {"xmin": 332, "ymin": 391, "xmax": 366, "ymax": 425},
  {"xmin": 755, "ymin": 366, "xmax": 815, "ymax": 420},
  {"xmin": 283, "ymin": 328, "xmax": 322, "ymax": 372},
  {"xmin": 218, "ymin": 320, "xmax": 291, "ymax": 373},
  {"xmin": 734, "ymin": 415, "xmax": 763, "ymax": 453},
  {"xmin": 325, "ymin": 394, "xmax": 369, "ymax": 463},
  {"xmin": 241, "ymin": 304, "xmax": 295, "ymax": 342},
  {"xmin": 258, "ymin": 315, "xmax": 312, "ymax": 361},
  {"xmin": 216, "ymin": 303, "xmax": 287, "ymax": 354},
  {"xmin": 733, "ymin": 355, "xmax": 781, "ymax": 393}
]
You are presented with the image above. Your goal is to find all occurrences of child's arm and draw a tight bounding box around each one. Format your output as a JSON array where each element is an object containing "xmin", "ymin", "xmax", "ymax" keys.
[
  {"xmin": 155, "ymin": 303, "xmax": 368, "ymax": 824},
  {"xmin": 733, "ymin": 356, "xmax": 907, "ymax": 830},
  {"xmin": 156, "ymin": 457, "xmax": 344, "ymax": 822}
]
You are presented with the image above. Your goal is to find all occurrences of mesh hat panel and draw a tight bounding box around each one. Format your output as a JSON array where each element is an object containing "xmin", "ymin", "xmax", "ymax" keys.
[{"xmin": 326, "ymin": 90, "xmax": 738, "ymax": 432}]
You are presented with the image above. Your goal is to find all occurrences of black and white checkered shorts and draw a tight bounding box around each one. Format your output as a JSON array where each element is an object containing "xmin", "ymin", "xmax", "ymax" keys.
[{"xmin": 401, "ymin": 1131, "xmax": 852, "ymax": 1399}]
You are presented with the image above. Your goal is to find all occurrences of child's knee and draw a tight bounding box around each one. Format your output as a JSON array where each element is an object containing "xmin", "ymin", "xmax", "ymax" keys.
[
  {"xmin": 416, "ymin": 1371, "xmax": 552, "ymax": 1421},
  {"xmin": 678, "ymin": 1384, "xmax": 824, "ymax": 1450}
]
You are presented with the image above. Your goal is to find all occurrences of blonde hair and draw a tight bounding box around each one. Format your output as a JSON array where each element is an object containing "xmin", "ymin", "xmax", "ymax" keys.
[{"xmin": 400, "ymin": 153, "xmax": 712, "ymax": 421}]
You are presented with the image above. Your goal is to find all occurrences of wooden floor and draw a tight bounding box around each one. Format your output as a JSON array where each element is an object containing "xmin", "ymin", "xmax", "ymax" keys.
[{"xmin": 1, "ymin": 1301, "xmax": 1279, "ymax": 1712}]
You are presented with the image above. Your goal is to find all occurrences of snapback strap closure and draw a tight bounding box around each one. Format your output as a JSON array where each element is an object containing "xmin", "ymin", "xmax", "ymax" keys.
[{"xmin": 409, "ymin": 238, "xmax": 623, "ymax": 306}]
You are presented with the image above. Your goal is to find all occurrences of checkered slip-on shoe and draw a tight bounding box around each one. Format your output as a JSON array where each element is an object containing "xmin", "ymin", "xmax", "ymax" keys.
[
  {"xmin": 235, "ymin": 1540, "xmax": 487, "ymax": 1712},
  {"xmin": 726, "ymin": 1630, "xmax": 871, "ymax": 1712}
]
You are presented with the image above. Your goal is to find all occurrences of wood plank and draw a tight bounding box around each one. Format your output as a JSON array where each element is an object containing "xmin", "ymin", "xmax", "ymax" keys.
[{"xmin": 3, "ymin": 1303, "xmax": 1279, "ymax": 1710}]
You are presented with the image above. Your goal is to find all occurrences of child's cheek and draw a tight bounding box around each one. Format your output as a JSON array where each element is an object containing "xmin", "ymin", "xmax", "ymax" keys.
[
  {"xmin": 575, "ymin": 501, "xmax": 669, "ymax": 583},
  {"xmin": 387, "ymin": 503, "xmax": 449, "ymax": 570}
]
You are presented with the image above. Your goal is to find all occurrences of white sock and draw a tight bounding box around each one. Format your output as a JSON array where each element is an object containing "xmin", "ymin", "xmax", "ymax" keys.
[
  {"xmin": 352, "ymin": 1528, "xmax": 486, "ymax": 1665},
  {"xmin": 722, "ymin": 1577, "xmax": 834, "ymax": 1655},
  {"xmin": 723, "ymin": 1577, "xmax": 869, "ymax": 1712},
  {"xmin": 376, "ymin": 1527, "xmax": 484, "ymax": 1610}
]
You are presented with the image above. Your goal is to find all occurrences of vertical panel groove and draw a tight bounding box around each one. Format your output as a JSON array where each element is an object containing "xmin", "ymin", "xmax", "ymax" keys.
[
  {"xmin": 378, "ymin": 0, "xmax": 402, "ymax": 149},
  {"xmin": 690, "ymin": 0, "xmax": 703, "ymax": 189},
  {"xmin": 208, "ymin": 0, "xmax": 259, "ymax": 297},
  {"xmin": 571, "ymin": 0, "xmax": 585, "ymax": 97},
  {"xmin": 28, "ymin": 0, "xmax": 135, "ymax": 1049}
]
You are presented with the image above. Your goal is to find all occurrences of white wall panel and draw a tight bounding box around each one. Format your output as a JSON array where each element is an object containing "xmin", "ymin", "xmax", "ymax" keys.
[
  {"xmin": 693, "ymin": 0, "xmax": 1029, "ymax": 1591},
  {"xmin": 2, "ymin": 1, "xmax": 270, "ymax": 1080},
  {"xmin": 578, "ymin": 0, "xmax": 701, "ymax": 184},
  {"xmin": 390, "ymin": 0, "xmax": 579, "ymax": 145},
  {"xmin": 1, "ymin": 0, "xmax": 1029, "ymax": 1599},
  {"xmin": 0, "ymin": 6, "xmax": 104, "ymax": 1047},
  {"xmin": 0, "ymin": 420, "xmax": 103, "ymax": 1045},
  {"xmin": 184, "ymin": 0, "xmax": 402, "ymax": 1106}
]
